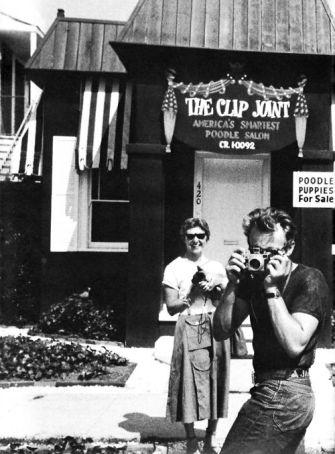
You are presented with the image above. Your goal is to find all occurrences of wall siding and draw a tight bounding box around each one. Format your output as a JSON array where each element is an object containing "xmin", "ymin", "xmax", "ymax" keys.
[
  {"xmin": 39, "ymin": 28, "xmax": 55, "ymax": 69},
  {"xmin": 204, "ymin": 0, "xmax": 220, "ymax": 49},
  {"xmin": 90, "ymin": 23, "xmax": 105, "ymax": 72},
  {"xmin": 190, "ymin": 0, "xmax": 206, "ymax": 47},
  {"xmin": 77, "ymin": 23, "xmax": 93, "ymax": 72},
  {"xmin": 262, "ymin": 0, "xmax": 276, "ymax": 51},
  {"xmin": 316, "ymin": 0, "xmax": 332, "ymax": 54},
  {"xmin": 161, "ymin": 0, "xmax": 178, "ymax": 45},
  {"xmin": 53, "ymin": 20, "xmax": 68, "ymax": 70},
  {"xmin": 234, "ymin": 0, "xmax": 248, "ymax": 50},
  {"xmin": 101, "ymin": 24, "xmax": 118, "ymax": 72},
  {"xmin": 289, "ymin": 0, "xmax": 304, "ymax": 53},
  {"xmin": 248, "ymin": 0, "xmax": 262, "ymax": 50},
  {"xmin": 276, "ymin": 0, "xmax": 290, "ymax": 52},
  {"xmin": 176, "ymin": 0, "xmax": 192, "ymax": 47},
  {"xmin": 64, "ymin": 22, "xmax": 80, "ymax": 70},
  {"xmin": 147, "ymin": 0, "xmax": 164, "ymax": 45}
]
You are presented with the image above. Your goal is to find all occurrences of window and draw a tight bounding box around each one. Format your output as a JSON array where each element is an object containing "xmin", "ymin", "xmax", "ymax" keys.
[
  {"xmin": 89, "ymin": 168, "xmax": 129, "ymax": 248},
  {"xmin": 51, "ymin": 136, "xmax": 129, "ymax": 253},
  {"xmin": 0, "ymin": 45, "xmax": 25, "ymax": 135}
]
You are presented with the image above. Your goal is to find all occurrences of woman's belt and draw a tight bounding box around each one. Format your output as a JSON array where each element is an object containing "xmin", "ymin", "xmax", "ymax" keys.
[{"xmin": 253, "ymin": 368, "xmax": 310, "ymax": 383}]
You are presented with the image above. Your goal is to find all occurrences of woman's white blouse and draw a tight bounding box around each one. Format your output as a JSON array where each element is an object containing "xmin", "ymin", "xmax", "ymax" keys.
[{"xmin": 162, "ymin": 256, "xmax": 226, "ymax": 315}]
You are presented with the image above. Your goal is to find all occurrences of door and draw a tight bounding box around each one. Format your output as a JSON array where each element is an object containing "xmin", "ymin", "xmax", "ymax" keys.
[{"xmin": 194, "ymin": 152, "xmax": 270, "ymax": 268}]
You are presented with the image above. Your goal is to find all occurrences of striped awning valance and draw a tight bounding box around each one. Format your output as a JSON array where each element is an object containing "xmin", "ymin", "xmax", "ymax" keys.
[{"xmin": 76, "ymin": 77, "xmax": 132, "ymax": 171}]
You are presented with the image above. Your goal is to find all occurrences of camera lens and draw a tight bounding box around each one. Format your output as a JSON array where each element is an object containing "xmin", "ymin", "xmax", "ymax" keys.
[{"xmin": 249, "ymin": 258, "xmax": 262, "ymax": 271}]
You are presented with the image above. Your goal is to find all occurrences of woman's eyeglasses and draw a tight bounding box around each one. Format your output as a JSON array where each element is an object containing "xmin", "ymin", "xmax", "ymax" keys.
[{"xmin": 186, "ymin": 233, "xmax": 206, "ymax": 240}]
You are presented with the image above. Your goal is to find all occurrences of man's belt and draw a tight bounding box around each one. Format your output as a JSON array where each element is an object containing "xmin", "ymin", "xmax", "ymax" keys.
[{"xmin": 253, "ymin": 368, "xmax": 310, "ymax": 384}]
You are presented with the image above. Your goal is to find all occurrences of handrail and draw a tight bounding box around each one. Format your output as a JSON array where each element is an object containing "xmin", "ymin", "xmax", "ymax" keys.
[{"xmin": 0, "ymin": 90, "xmax": 43, "ymax": 173}]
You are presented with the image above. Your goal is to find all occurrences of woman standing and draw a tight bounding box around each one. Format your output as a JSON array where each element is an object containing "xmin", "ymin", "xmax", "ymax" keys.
[{"xmin": 163, "ymin": 218, "xmax": 230, "ymax": 454}]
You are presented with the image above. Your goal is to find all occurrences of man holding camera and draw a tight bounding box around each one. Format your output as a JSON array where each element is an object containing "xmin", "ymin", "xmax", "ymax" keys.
[{"xmin": 213, "ymin": 207, "xmax": 328, "ymax": 454}]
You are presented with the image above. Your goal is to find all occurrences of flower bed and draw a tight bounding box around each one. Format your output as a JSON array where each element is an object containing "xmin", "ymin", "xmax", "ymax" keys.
[
  {"xmin": 0, "ymin": 437, "xmax": 162, "ymax": 454},
  {"xmin": 0, "ymin": 335, "xmax": 132, "ymax": 384}
]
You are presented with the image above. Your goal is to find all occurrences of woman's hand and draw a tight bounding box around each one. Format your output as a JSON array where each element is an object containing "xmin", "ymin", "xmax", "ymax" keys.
[
  {"xmin": 194, "ymin": 271, "xmax": 227, "ymax": 294},
  {"xmin": 197, "ymin": 275, "xmax": 215, "ymax": 292}
]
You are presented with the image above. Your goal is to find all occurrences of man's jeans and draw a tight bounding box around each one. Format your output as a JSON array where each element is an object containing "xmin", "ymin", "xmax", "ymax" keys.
[{"xmin": 220, "ymin": 376, "xmax": 314, "ymax": 454}]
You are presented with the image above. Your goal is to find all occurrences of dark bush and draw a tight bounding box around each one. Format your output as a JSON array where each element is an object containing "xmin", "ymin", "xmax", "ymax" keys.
[
  {"xmin": 30, "ymin": 292, "xmax": 120, "ymax": 341},
  {"xmin": 0, "ymin": 181, "xmax": 42, "ymax": 325}
]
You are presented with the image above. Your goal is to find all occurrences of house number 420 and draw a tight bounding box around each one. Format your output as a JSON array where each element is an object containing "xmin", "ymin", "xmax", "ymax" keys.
[{"xmin": 195, "ymin": 181, "xmax": 202, "ymax": 205}]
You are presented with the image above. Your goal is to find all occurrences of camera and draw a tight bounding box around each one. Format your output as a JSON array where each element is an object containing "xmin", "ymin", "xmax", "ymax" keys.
[
  {"xmin": 244, "ymin": 247, "xmax": 282, "ymax": 273},
  {"xmin": 191, "ymin": 267, "xmax": 207, "ymax": 286},
  {"xmin": 191, "ymin": 266, "xmax": 221, "ymax": 300}
]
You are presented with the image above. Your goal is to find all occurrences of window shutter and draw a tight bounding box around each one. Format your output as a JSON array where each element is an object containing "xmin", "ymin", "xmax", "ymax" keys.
[{"xmin": 50, "ymin": 136, "xmax": 79, "ymax": 251}]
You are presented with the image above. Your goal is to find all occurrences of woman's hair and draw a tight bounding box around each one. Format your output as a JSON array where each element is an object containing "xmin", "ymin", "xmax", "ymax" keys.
[
  {"xmin": 242, "ymin": 207, "xmax": 297, "ymax": 243},
  {"xmin": 179, "ymin": 217, "xmax": 210, "ymax": 241}
]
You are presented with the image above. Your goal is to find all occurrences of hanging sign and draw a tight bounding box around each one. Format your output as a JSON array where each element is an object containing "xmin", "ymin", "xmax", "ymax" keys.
[
  {"xmin": 174, "ymin": 84, "xmax": 300, "ymax": 153},
  {"xmin": 176, "ymin": 87, "xmax": 294, "ymax": 152},
  {"xmin": 161, "ymin": 75, "xmax": 324, "ymax": 155}
]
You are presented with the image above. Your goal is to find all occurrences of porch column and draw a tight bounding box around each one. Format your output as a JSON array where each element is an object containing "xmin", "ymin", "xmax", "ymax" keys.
[
  {"xmin": 300, "ymin": 152, "xmax": 333, "ymax": 347},
  {"xmin": 126, "ymin": 143, "xmax": 166, "ymax": 347}
]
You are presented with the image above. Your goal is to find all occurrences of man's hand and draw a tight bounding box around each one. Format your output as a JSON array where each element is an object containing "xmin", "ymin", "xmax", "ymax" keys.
[
  {"xmin": 264, "ymin": 253, "xmax": 290, "ymax": 289},
  {"xmin": 226, "ymin": 248, "xmax": 246, "ymax": 284}
]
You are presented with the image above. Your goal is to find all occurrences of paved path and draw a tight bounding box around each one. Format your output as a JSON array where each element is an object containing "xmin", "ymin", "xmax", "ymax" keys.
[{"xmin": 0, "ymin": 329, "xmax": 334, "ymax": 453}]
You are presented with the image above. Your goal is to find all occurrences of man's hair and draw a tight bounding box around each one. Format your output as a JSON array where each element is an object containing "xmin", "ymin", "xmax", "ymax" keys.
[
  {"xmin": 179, "ymin": 217, "xmax": 210, "ymax": 241},
  {"xmin": 242, "ymin": 207, "xmax": 297, "ymax": 243}
]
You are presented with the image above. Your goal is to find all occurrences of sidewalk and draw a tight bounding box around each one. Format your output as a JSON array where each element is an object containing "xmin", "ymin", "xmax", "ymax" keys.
[{"xmin": 0, "ymin": 328, "xmax": 334, "ymax": 453}]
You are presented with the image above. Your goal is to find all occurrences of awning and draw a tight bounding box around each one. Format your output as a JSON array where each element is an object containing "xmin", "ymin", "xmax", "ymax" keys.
[
  {"xmin": 10, "ymin": 89, "xmax": 43, "ymax": 178},
  {"xmin": 76, "ymin": 77, "xmax": 132, "ymax": 171}
]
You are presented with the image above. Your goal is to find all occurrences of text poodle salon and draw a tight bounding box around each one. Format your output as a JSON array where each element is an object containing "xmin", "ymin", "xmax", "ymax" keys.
[{"xmin": 162, "ymin": 75, "xmax": 309, "ymax": 155}]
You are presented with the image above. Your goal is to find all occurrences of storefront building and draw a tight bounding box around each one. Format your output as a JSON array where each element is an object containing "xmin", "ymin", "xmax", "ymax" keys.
[{"xmin": 26, "ymin": 1, "xmax": 334, "ymax": 346}]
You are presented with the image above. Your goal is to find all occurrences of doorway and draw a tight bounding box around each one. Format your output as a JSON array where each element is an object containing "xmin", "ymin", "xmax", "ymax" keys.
[{"xmin": 194, "ymin": 152, "xmax": 271, "ymax": 267}]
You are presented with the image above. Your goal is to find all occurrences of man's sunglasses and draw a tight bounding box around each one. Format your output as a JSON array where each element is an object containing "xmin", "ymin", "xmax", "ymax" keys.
[
  {"xmin": 186, "ymin": 233, "xmax": 206, "ymax": 240},
  {"xmin": 249, "ymin": 246, "xmax": 288, "ymax": 255}
]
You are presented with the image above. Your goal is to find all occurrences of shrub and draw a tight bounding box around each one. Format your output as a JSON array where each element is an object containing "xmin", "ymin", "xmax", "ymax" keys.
[
  {"xmin": 30, "ymin": 292, "xmax": 119, "ymax": 341},
  {"xmin": 0, "ymin": 183, "xmax": 42, "ymax": 325}
]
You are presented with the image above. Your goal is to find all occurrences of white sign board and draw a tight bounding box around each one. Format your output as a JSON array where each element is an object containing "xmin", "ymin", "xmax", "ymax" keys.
[
  {"xmin": 293, "ymin": 172, "xmax": 335, "ymax": 208},
  {"xmin": 50, "ymin": 136, "xmax": 79, "ymax": 251}
]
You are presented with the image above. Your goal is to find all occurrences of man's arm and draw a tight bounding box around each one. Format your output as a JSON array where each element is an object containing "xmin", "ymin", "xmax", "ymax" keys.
[
  {"xmin": 266, "ymin": 295, "xmax": 319, "ymax": 357},
  {"xmin": 213, "ymin": 248, "xmax": 250, "ymax": 340},
  {"xmin": 213, "ymin": 282, "xmax": 249, "ymax": 340},
  {"xmin": 265, "ymin": 256, "xmax": 319, "ymax": 357}
]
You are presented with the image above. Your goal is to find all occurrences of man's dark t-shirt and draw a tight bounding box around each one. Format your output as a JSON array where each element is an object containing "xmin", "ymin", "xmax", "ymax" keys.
[{"xmin": 236, "ymin": 264, "xmax": 328, "ymax": 372}]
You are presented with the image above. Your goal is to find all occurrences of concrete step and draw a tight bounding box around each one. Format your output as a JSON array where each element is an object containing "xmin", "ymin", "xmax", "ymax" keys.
[
  {"xmin": 0, "ymin": 137, "xmax": 14, "ymax": 174},
  {"xmin": 0, "ymin": 136, "xmax": 14, "ymax": 149},
  {"xmin": 0, "ymin": 165, "xmax": 10, "ymax": 174}
]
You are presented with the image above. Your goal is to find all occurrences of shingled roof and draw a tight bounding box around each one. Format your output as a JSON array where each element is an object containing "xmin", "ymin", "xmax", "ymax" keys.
[
  {"xmin": 26, "ymin": 10, "xmax": 126, "ymax": 73},
  {"xmin": 119, "ymin": 0, "xmax": 335, "ymax": 55},
  {"xmin": 26, "ymin": 0, "xmax": 335, "ymax": 75}
]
